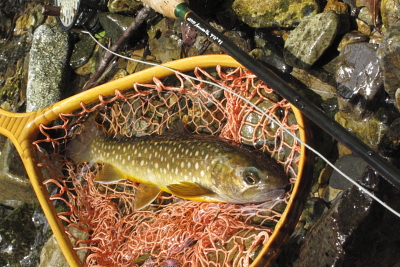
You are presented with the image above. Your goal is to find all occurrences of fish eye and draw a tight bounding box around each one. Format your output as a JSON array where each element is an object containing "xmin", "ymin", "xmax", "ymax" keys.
[{"xmin": 243, "ymin": 168, "xmax": 260, "ymax": 185}]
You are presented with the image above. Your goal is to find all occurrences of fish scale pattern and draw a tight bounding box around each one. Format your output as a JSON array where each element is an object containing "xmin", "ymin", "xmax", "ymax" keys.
[{"xmin": 34, "ymin": 65, "xmax": 301, "ymax": 266}]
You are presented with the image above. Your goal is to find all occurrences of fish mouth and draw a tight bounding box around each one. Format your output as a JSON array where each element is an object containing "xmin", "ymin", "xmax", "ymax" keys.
[{"xmin": 242, "ymin": 188, "xmax": 286, "ymax": 203}]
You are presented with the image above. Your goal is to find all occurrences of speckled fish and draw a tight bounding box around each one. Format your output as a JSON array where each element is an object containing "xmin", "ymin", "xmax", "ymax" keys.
[{"xmin": 67, "ymin": 121, "xmax": 288, "ymax": 210}]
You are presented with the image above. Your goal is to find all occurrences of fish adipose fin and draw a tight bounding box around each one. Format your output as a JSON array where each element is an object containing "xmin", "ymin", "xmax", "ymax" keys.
[
  {"xmin": 167, "ymin": 182, "xmax": 214, "ymax": 197},
  {"xmin": 95, "ymin": 164, "xmax": 126, "ymax": 183},
  {"xmin": 134, "ymin": 183, "xmax": 161, "ymax": 210}
]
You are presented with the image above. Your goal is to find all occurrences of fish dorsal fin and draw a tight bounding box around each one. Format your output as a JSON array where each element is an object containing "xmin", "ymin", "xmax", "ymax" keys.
[
  {"xmin": 95, "ymin": 164, "xmax": 126, "ymax": 183},
  {"xmin": 134, "ymin": 183, "xmax": 161, "ymax": 210},
  {"xmin": 167, "ymin": 182, "xmax": 214, "ymax": 197}
]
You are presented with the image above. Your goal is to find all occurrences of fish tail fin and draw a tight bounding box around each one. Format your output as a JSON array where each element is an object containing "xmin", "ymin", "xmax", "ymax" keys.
[{"xmin": 66, "ymin": 120, "xmax": 99, "ymax": 162}]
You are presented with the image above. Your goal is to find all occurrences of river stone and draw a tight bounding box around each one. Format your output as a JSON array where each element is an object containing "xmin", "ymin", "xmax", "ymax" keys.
[
  {"xmin": 26, "ymin": 24, "xmax": 69, "ymax": 112},
  {"xmin": 98, "ymin": 13, "xmax": 135, "ymax": 43},
  {"xmin": 70, "ymin": 35, "xmax": 96, "ymax": 70},
  {"xmin": 232, "ymin": 0, "xmax": 318, "ymax": 28},
  {"xmin": 336, "ymin": 43, "xmax": 384, "ymax": 117},
  {"xmin": 329, "ymin": 154, "xmax": 368, "ymax": 190},
  {"xmin": 107, "ymin": 0, "xmax": 143, "ymax": 13},
  {"xmin": 377, "ymin": 22, "xmax": 400, "ymax": 102},
  {"xmin": 0, "ymin": 138, "xmax": 36, "ymax": 208},
  {"xmin": 381, "ymin": 0, "xmax": 400, "ymax": 30},
  {"xmin": 284, "ymin": 12, "xmax": 339, "ymax": 70},
  {"xmin": 334, "ymin": 107, "xmax": 394, "ymax": 155},
  {"xmin": 337, "ymin": 31, "xmax": 369, "ymax": 51},
  {"xmin": 291, "ymin": 68, "xmax": 337, "ymax": 99},
  {"xmin": 378, "ymin": 118, "xmax": 400, "ymax": 158},
  {"xmin": 296, "ymin": 185, "xmax": 374, "ymax": 267}
]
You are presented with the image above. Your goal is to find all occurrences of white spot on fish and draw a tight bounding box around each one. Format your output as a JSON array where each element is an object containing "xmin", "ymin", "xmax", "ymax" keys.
[
  {"xmin": 195, "ymin": 162, "xmax": 199, "ymax": 170},
  {"xmin": 155, "ymin": 162, "xmax": 159, "ymax": 169},
  {"xmin": 138, "ymin": 153, "xmax": 142, "ymax": 157},
  {"xmin": 175, "ymin": 167, "xmax": 179, "ymax": 174},
  {"xmin": 200, "ymin": 170, "xmax": 205, "ymax": 177},
  {"xmin": 167, "ymin": 163, "xmax": 170, "ymax": 170},
  {"xmin": 122, "ymin": 159, "xmax": 126, "ymax": 165},
  {"xmin": 128, "ymin": 155, "xmax": 131, "ymax": 161},
  {"xmin": 188, "ymin": 162, "xmax": 191, "ymax": 168},
  {"xmin": 195, "ymin": 151, "xmax": 199, "ymax": 157},
  {"xmin": 140, "ymin": 160, "xmax": 145, "ymax": 166},
  {"xmin": 205, "ymin": 154, "xmax": 209, "ymax": 160},
  {"xmin": 144, "ymin": 148, "xmax": 147, "ymax": 153}
]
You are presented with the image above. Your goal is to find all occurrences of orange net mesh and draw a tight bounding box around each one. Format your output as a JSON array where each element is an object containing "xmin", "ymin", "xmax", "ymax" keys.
[{"xmin": 34, "ymin": 66, "xmax": 301, "ymax": 266}]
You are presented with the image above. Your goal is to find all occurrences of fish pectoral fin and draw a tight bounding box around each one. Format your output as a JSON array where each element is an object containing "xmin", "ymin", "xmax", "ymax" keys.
[
  {"xmin": 134, "ymin": 183, "xmax": 161, "ymax": 210},
  {"xmin": 95, "ymin": 164, "xmax": 126, "ymax": 183},
  {"xmin": 167, "ymin": 182, "xmax": 214, "ymax": 197}
]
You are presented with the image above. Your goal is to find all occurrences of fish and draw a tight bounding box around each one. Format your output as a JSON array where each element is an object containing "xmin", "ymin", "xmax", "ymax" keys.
[{"xmin": 66, "ymin": 120, "xmax": 288, "ymax": 210}]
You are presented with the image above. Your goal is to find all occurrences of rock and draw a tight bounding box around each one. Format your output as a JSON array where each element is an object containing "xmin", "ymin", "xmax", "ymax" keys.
[
  {"xmin": 356, "ymin": 17, "xmax": 372, "ymax": 35},
  {"xmin": 148, "ymin": 17, "xmax": 182, "ymax": 63},
  {"xmin": 337, "ymin": 31, "xmax": 369, "ymax": 51},
  {"xmin": 358, "ymin": 6, "xmax": 380, "ymax": 26},
  {"xmin": 377, "ymin": 22, "xmax": 400, "ymax": 102},
  {"xmin": 336, "ymin": 43, "xmax": 384, "ymax": 118},
  {"xmin": 98, "ymin": 13, "xmax": 135, "ymax": 43},
  {"xmin": 381, "ymin": 0, "xmax": 400, "ymax": 30},
  {"xmin": 378, "ymin": 117, "xmax": 400, "ymax": 157},
  {"xmin": 26, "ymin": 24, "xmax": 70, "ymax": 112},
  {"xmin": 284, "ymin": 12, "xmax": 339, "ymax": 70},
  {"xmin": 232, "ymin": 0, "xmax": 319, "ymax": 28},
  {"xmin": 0, "ymin": 202, "xmax": 51, "ymax": 266},
  {"xmin": 323, "ymin": 0, "xmax": 350, "ymax": 35},
  {"xmin": 251, "ymin": 38, "xmax": 292, "ymax": 74},
  {"xmin": 107, "ymin": 0, "xmax": 143, "ymax": 13},
  {"xmin": 70, "ymin": 35, "xmax": 96, "ymax": 70},
  {"xmin": 39, "ymin": 227, "xmax": 87, "ymax": 267},
  {"xmin": 0, "ymin": 137, "xmax": 37, "ymax": 208},
  {"xmin": 296, "ymin": 185, "xmax": 374, "ymax": 267},
  {"xmin": 334, "ymin": 107, "xmax": 395, "ymax": 155},
  {"xmin": 291, "ymin": 68, "xmax": 337, "ymax": 99},
  {"xmin": 329, "ymin": 154, "xmax": 368, "ymax": 190}
]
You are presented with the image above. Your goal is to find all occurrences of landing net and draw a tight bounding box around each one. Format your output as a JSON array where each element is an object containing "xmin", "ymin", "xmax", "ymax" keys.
[{"xmin": 34, "ymin": 65, "xmax": 301, "ymax": 266}]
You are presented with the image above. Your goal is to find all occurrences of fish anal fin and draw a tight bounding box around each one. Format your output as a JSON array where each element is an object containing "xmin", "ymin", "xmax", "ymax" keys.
[
  {"xmin": 134, "ymin": 183, "xmax": 161, "ymax": 210},
  {"xmin": 95, "ymin": 164, "xmax": 126, "ymax": 183},
  {"xmin": 167, "ymin": 182, "xmax": 214, "ymax": 197}
]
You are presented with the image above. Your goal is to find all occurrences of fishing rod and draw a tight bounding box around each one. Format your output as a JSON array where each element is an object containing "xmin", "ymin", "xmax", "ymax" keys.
[{"xmin": 141, "ymin": 0, "xmax": 400, "ymax": 189}]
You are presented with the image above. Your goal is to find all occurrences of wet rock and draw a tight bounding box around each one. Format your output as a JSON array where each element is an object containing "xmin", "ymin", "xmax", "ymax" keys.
[
  {"xmin": 334, "ymin": 106, "xmax": 396, "ymax": 155},
  {"xmin": 291, "ymin": 68, "xmax": 337, "ymax": 99},
  {"xmin": 329, "ymin": 154, "xmax": 368, "ymax": 190},
  {"xmin": 356, "ymin": 17, "xmax": 372, "ymax": 35},
  {"xmin": 232, "ymin": 0, "xmax": 319, "ymax": 28},
  {"xmin": 377, "ymin": 22, "xmax": 400, "ymax": 102},
  {"xmin": 323, "ymin": 0, "xmax": 350, "ymax": 35},
  {"xmin": 296, "ymin": 185, "xmax": 374, "ymax": 267},
  {"xmin": 70, "ymin": 35, "xmax": 97, "ymax": 70},
  {"xmin": 26, "ymin": 24, "xmax": 70, "ymax": 112},
  {"xmin": 0, "ymin": 136, "xmax": 36, "ymax": 208},
  {"xmin": 148, "ymin": 17, "xmax": 182, "ymax": 63},
  {"xmin": 378, "ymin": 117, "xmax": 400, "ymax": 158},
  {"xmin": 98, "ymin": 13, "xmax": 135, "ymax": 43},
  {"xmin": 381, "ymin": 0, "xmax": 400, "ymax": 30},
  {"xmin": 107, "ymin": 0, "xmax": 143, "ymax": 13},
  {"xmin": 0, "ymin": 9, "xmax": 12, "ymax": 39},
  {"xmin": 336, "ymin": 43, "xmax": 384, "ymax": 118},
  {"xmin": 284, "ymin": 12, "xmax": 339, "ymax": 70},
  {"xmin": 39, "ymin": 227, "xmax": 87, "ymax": 267},
  {"xmin": 0, "ymin": 202, "xmax": 51, "ymax": 267},
  {"xmin": 337, "ymin": 31, "xmax": 369, "ymax": 51},
  {"xmin": 358, "ymin": 6, "xmax": 380, "ymax": 26}
]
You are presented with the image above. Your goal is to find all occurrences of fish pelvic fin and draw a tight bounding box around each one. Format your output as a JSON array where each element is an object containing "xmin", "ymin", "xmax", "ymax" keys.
[
  {"xmin": 167, "ymin": 182, "xmax": 214, "ymax": 198},
  {"xmin": 66, "ymin": 119, "xmax": 100, "ymax": 162},
  {"xmin": 95, "ymin": 164, "xmax": 126, "ymax": 183},
  {"xmin": 134, "ymin": 183, "xmax": 161, "ymax": 210}
]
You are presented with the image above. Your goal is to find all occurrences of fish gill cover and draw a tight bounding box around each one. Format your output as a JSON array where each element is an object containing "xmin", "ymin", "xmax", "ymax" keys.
[{"xmin": 33, "ymin": 65, "xmax": 302, "ymax": 266}]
